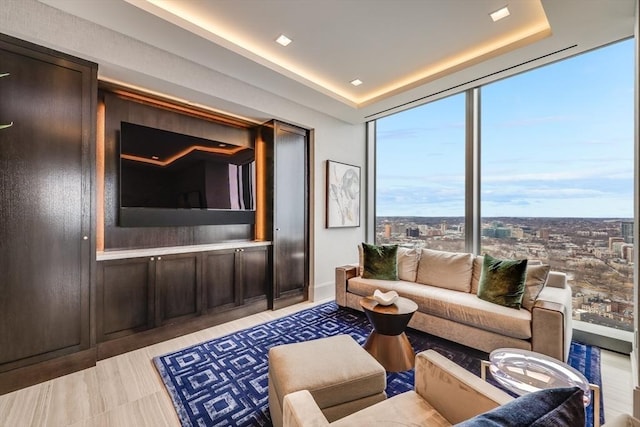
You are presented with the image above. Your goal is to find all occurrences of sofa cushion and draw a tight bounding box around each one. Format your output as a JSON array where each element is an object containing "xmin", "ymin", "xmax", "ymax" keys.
[
  {"xmin": 397, "ymin": 247, "xmax": 420, "ymax": 282},
  {"xmin": 347, "ymin": 276, "xmax": 400, "ymax": 297},
  {"xmin": 333, "ymin": 391, "xmax": 450, "ymax": 427},
  {"xmin": 393, "ymin": 280, "xmax": 532, "ymax": 339},
  {"xmin": 415, "ymin": 249, "xmax": 474, "ymax": 292},
  {"xmin": 361, "ymin": 243, "xmax": 398, "ymax": 280},
  {"xmin": 522, "ymin": 264, "xmax": 551, "ymax": 311},
  {"xmin": 455, "ymin": 386, "xmax": 585, "ymax": 427},
  {"xmin": 477, "ymin": 254, "xmax": 528, "ymax": 309}
]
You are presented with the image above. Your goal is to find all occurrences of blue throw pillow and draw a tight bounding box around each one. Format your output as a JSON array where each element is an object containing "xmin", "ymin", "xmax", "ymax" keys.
[{"xmin": 455, "ymin": 386, "xmax": 585, "ymax": 427}]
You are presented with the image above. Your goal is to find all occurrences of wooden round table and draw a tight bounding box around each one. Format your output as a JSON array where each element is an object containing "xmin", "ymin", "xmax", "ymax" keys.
[{"xmin": 360, "ymin": 295, "xmax": 418, "ymax": 372}]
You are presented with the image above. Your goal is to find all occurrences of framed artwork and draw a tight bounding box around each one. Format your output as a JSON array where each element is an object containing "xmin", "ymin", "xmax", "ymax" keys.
[{"xmin": 326, "ymin": 160, "xmax": 361, "ymax": 228}]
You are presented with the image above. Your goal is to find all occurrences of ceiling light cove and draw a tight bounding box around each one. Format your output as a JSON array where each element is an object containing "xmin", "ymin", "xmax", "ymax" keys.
[
  {"xmin": 491, "ymin": 6, "xmax": 511, "ymax": 22},
  {"xmin": 125, "ymin": 0, "xmax": 550, "ymax": 108}
]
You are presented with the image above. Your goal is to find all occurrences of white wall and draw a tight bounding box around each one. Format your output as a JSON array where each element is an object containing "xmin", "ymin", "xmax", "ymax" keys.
[{"xmin": 0, "ymin": 0, "xmax": 367, "ymax": 301}]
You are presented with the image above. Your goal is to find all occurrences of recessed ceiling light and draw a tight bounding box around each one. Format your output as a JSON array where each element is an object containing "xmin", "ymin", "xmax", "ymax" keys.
[
  {"xmin": 490, "ymin": 6, "xmax": 510, "ymax": 22},
  {"xmin": 219, "ymin": 143, "xmax": 227, "ymax": 147},
  {"xmin": 151, "ymin": 156, "xmax": 159, "ymax": 160},
  {"xmin": 276, "ymin": 34, "xmax": 292, "ymax": 47},
  {"xmin": 350, "ymin": 79, "xmax": 363, "ymax": 87}
]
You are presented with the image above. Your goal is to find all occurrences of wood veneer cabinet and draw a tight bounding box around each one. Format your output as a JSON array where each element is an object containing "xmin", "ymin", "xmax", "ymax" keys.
[
  {"xmin": 261, "ymin": 121, "xmax": 309, "ymax": 309},
  {"xmin": 0, "ymin": 34, "xmax": 97, "ymax": 394},
  {"xmin": 96, "ymin": 245, "xmax": 269, "ymax": 358},
  {"xmin": 203, "ymin": 246, "xmax": 269, "ymax": 312}
]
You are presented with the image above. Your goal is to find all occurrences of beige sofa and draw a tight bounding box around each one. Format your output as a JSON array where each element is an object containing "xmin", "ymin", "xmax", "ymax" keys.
[
  {"xmin": 336, "ymin": 248, "xmax": 573, "ymax": 361},
  {"xmin": 283, "ymin": 349, "xmax": 514, "ymax": 426}
]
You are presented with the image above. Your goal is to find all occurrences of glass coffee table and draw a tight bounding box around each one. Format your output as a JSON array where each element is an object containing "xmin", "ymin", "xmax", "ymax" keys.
[{"xmin": 481, "ymin": 348, "xmax": 601, "ymax": 427}]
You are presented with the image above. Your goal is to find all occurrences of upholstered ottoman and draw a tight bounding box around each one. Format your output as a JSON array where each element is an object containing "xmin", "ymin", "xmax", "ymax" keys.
[{"xmin": 268, "ymin": 334, "xmax": 387, "ymax": 427}]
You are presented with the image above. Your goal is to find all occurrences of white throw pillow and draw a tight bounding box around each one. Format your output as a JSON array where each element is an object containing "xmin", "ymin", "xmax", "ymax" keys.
[{"xmin": 416, "ymin": 248, "xmax": 474, "ymax": 292}]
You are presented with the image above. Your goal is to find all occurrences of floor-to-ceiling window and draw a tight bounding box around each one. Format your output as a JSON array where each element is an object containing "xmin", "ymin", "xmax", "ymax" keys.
[
  {"xmin": 375, "ymin": 93, "xmax": 466, "ymax": 252},
  {"xmin": 375, "ymin": 38, "xmax": 634, "ymax": 338},
  {"xmin": 481, "ymin": 40, "xmax": 634, "ymax": 333}
]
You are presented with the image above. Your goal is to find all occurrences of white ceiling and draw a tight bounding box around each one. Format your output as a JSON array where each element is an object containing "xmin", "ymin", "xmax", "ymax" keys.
[{"xmin": 39, "ymin": 0, "xmax": 636, "ymax": 124}]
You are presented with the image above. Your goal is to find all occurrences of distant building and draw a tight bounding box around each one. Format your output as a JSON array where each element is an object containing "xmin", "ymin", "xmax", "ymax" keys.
[
  {"xmin": 406, "ymin": 227, "xmax": 419, "ymax": 238},
  {"xmin": 621, "ymin": 221, "xmax": 634, "ymax": 244},
  {"xmin": 384, "ymin": 224, "xmax": 391, "ymax": 238},
  {"xmin": 538, "ymin": 229, "xmax": 550, "ymax": 240},
  {"xmin": 609, "ymin": 237, "xmax": 624, "ymax": 251}
]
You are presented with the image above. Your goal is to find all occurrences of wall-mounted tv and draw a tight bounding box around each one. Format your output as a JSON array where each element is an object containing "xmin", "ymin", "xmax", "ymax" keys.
[{"xmin": 119, "ymin": 121, "xmax": 256, "ymax": 227}]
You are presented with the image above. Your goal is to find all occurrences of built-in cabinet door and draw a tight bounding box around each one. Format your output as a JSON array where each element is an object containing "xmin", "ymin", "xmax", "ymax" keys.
[
  {"xmin": 242, "ymin": 246, "xmax": 269, "ymax": 301},
  {"xmin": 0, "ymin": 35, "xmax": 96, "ymax": 372},
  {"xmin": 202, "ymin": 246, "xmax": 269, "ymax": 312},
  {"xmin": 272, "ymin": 122, "xmax": 308, "ymax": 306},
  {"xmin": 203, "ymin": 249, "xmax": 239, "ymax": 312},
  {"xmin": 97, "ymin": 257, "xmax": 155, "ymax": 342},
  {"xmin": 155, "ymin": 253, "xmax": 201, "ymax": 325}
]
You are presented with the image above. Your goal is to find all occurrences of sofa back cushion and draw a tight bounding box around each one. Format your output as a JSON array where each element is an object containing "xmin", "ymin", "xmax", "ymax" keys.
[{"xmin": 415, "ymin": 249, "xmax": 474, "ymax": 292}]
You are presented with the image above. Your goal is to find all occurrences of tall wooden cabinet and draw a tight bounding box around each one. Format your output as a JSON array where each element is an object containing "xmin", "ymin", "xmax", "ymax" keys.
[
  {"xmin": 261, "ymin": 121, "xmax": 309, "ymax": 309},
  {"xmin": 0, "ymin": 34, "xmax": 97, "ymax": 394}
]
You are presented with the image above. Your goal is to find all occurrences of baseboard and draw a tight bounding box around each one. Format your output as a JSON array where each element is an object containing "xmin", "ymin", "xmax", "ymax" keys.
[
  {"xmin": 313, "ymin": 281, "xmax": 335, "ymax": 302},
  {"xmin": 0, "ymin": 348, "xmax": 96, "ymax": 395}
]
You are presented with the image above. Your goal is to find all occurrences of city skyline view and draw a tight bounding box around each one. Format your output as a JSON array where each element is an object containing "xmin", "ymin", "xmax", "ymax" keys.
[{"xmin": 376, "ymin": 38, "xmax": 634, "ymax": 218}]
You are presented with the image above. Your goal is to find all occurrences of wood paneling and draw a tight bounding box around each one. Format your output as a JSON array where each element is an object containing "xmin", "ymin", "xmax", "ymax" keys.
[
  {"xmin": 0, "ymin": 34, "xmax": 96, "ymax": 379},
  {"xmin": 99, "ymin": 88, "xmax": 254, "ymax": 250}
]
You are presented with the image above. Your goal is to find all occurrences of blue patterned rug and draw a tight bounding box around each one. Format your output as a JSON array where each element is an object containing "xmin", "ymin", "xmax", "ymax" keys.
[{"xmin": 153, "ymin": 301, "xmax": 603, "ymax": 427}]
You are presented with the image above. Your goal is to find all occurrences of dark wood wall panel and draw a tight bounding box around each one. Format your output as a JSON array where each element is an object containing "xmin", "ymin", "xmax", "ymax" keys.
[
  {"xmin": 101, "ymin": 89, "xmax": 254, "ymax": 250},
  {"xmin": 0, "ymin": 33, "xmax": 96, "ymax": 384}
]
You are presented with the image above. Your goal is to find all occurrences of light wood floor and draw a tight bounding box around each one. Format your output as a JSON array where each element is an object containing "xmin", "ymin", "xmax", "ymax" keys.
[{"xmin": 0, "ymin": 299, "xmax": 632, "ymax": 426}]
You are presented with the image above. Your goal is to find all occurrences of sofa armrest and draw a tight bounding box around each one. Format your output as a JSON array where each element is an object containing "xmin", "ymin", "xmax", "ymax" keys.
[
  {"xmin": 335, "ymin": 265, "xmax": 358, "ymax": 307},
  {"xmin": 415, "ymin": 350, "xmax": 513, "ymax": 424},
  {"xmin": 546, "ymin": 271, "xmax": 567, "ymax": 289},
  {"xmin": 532, "ymin": 284, "xmax": 573, "ymax": 361},
  {"xmin": 283, "ymin": 390, "xmax": 330, "ymax": 427}
]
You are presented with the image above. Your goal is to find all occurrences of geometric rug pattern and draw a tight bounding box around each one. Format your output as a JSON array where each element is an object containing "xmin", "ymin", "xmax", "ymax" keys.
[{"xmin": 153, "ymin": 301, "xmax": 603, "ymax": 427}]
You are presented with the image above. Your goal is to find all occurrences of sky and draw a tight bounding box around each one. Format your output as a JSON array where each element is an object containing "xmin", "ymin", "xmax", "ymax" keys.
[{"xmin": 376, "ymin": 38, "xmax": 634, "ymax": 218}]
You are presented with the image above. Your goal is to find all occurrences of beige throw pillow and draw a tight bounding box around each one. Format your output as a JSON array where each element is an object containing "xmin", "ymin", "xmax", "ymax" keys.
[
  {"xmin": 521, "ymin": 264, "xmax": 551, "ymax": 311},
  {"xmin": 397, "ymin": 247, "xmax": 420, "ymax": 282},
  {"xmin": 415, "ymin": 249, "xmax": 474, "ymax": 292},
  {"xmin": 470, "ymin": 255, "xmax": 484, "ymax": 294}
]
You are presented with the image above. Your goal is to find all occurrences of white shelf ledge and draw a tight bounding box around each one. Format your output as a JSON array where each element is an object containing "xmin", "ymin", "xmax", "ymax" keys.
[{"xmin": 97, "ymin": 241, "xmax": 271, "ymax": 261}]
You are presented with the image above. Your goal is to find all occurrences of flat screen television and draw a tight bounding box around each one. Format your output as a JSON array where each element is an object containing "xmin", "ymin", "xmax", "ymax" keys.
[{"xmin": 119, "ymin": 121, "xmax": 256, "ymax": 227}]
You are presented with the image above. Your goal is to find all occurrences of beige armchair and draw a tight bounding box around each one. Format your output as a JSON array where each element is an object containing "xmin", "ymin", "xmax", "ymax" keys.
[{"xmin": 282, "ymin": 349, "xmax": 514, "ymax": 426}]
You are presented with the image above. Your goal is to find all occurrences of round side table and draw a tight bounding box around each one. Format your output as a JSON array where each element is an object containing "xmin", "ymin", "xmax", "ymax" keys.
[{"xmin": 360, "ymin": 296, "xmax": 418, "ymax": 372}]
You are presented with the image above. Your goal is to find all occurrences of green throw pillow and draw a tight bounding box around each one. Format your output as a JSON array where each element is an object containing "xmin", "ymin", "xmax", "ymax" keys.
[
  {"xmin": 477, "ymin": 253, "xmax": 528, "ymax": 309},
  {"xmin": 361, "ymin": 242, "xmax": 398, "ymax": 280}
]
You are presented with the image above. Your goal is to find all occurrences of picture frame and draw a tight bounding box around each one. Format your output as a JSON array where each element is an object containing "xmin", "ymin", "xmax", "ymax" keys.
[{"xmin": 326, "ymin": 160, "xmax": 361, "ymax": 228}]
